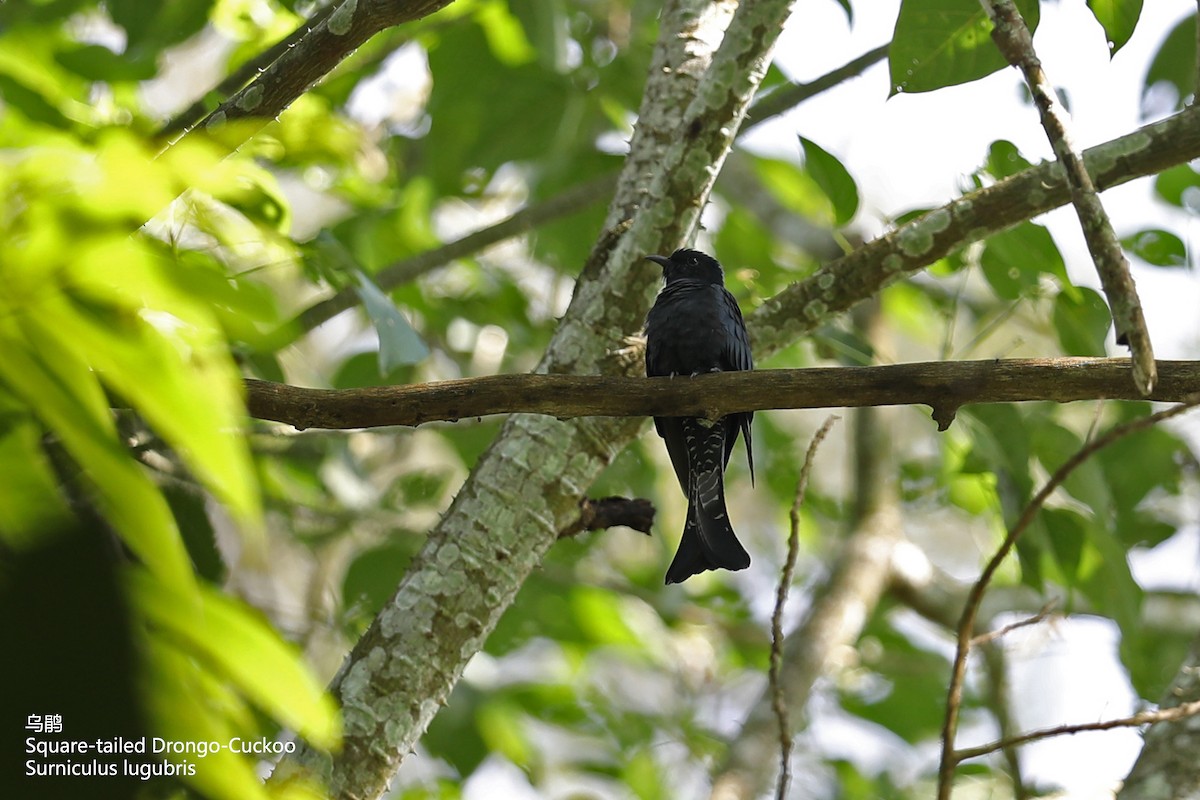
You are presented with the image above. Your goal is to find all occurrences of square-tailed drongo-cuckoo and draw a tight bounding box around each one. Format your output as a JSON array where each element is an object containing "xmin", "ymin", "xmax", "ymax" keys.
[{"xmin": 644, "ymin": 248, "xmax": 754, "ymax": 584}]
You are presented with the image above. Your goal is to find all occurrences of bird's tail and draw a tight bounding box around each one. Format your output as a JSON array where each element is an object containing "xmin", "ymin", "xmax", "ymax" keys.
[{"xmin": 665, "ymin": 417, "xmax": 750, "ymax": 584}]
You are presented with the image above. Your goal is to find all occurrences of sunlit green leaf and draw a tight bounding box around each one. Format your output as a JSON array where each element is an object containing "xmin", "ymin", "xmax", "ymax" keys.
[
  {"xmin": 0, "ymin": 334, "xmax": 194, "ymax": 588},
  {"xmin": 140, "ymin": 637, "xmax": 274, "ymax": 800},
  {"xmin": 890, "ymin": 0, "xmax": 1040, "ymax": 94},
  {"xmin": 129, "ymin": 570, "xmax": 342, "ymax": 750},
  {"xmin": 0, "ymin": 404, "xmax": 70, "ymax": 545},
  {"xmin": 799, "ymin": 135, "xmax": 859, "ymax": 226},
  {"xmin": 1087, "ymin": 0, "xmax": 1143, "ymax": 55},
  {"xmin": 984, "ymin": 139, "xmax": 1032, "ymax": 179},
  {"xmin": 476, "ymin": 700, "xmax": 531, "ymax": 765},
  {"xmin": 476, "ymin": 0, "xmax": 536, "ymax": 65}
]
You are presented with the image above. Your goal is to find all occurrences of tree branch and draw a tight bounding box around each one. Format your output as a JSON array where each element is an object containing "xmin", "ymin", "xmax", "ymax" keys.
[
  {"xmin": 278, "ymin": 43, "xmax": 889, "ymax": 343},
  {"xmin": 245, "ymin": 358, "xmax": 1200, "ymax": 430},
  {"xmin": 280, "ymin": 174, "xmax": 618, "ymax": 343},
  {"xmin": 558, "ymin": 496, "xmax": 655, "ymax": 539},
  {"xmin": 986, "ymin": 0, "xmax": 1155, "ymax": 395},
  {"xmin": 770, "ymin": 415, "xmax": 838, "ymax": 800},
  {"xmin": 269, "ymin": 0, "xmax": 799, "ymax": 795},
  {"xmin": 159, "ymin": 2, "xmax": 338, "ymax": 139},
  {"xmin": 956, "ymin": 700, "xmax": 1200, "ymax": 764},
  {"xmin": 712, "ymin": 406, "xmax": 903, "ymax": 800},
  {"xmin": 749, "ymin": 104, "xmax": 1200, "ymax": 360},
  {"xmin": 172, "ymin": 0, "xmax": 456, "ymax": 146},
  {"xmin": 937, "ymin": 397, "xmax": 1200, "ymax": 800},
  {"xmin": 1118, "ymin": 632, "xmax": 1200, "ymax": 798}
]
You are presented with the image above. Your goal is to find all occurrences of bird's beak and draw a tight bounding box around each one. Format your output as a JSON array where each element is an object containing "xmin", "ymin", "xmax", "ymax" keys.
[{"xmin": 644, "ymin": 254, "xmax": 671, "ymax": 269}]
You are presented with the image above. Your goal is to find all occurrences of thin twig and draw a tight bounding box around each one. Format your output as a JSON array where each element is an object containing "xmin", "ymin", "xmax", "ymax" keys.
[
  {"xmin": 279, "ymin": 43, "xmax": 889, "ymax": 342},
  {"xmin": 771, "ymin": 416, "xmax": 839, "ymax": 800},
  {"xmin": 955, "ymin": 699, "xmax": 1200, "ymax": 763},
  {"xmin": 977, "ymin": 640, "xmax": 1030, "ymax": 798},
  {"xmin": 985, "ymin": 0, "xmax": 1155, "ymax": 395},
  {"xmin": 743, "ymin": 43, "xmax": 888, "ymax": 132},
  {"xmin": 936, "ymin": 396, "xmax": 1200, "ymax": 800},
  {"xmin": 969, "ymin": 602, "xmax": 1057, "ymax": 648},
  {"xmin": 280, "ymin": 175, "xmax": 616, "ymax": 342}
]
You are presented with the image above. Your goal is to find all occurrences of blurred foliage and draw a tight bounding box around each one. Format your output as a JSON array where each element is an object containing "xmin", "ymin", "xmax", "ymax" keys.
[{"xmin": 2, "ymin": 0, "xmax": 1198, "ymax": 799}]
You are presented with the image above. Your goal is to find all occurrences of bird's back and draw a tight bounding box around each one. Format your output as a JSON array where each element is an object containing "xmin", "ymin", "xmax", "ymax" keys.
[{"xmin": 645, "ymin": 280, "xmax": 729, "ymax": 377}]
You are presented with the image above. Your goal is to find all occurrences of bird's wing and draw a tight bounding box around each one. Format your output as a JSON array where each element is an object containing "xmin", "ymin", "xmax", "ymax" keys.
[
  {"xmin": 654, "ymin": 417, "xmax": 691, "ymax": 496},
  {"xmin": 719, "ymin": 288, "xmax": 755, "ymax": 482},
  {"xmin": 719, "ymin": 288, "xmax": 753, "ymax": 373}
]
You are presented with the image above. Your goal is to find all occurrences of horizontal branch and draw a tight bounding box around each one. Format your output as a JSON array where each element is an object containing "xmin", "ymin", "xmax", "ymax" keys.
[
  {"xmin": 954, "ymin": 699, "xmax": 1200, "ymax": 764},
  {"xmin": 245, "ymin": 358, "xmax": 1200, "ymax": 430}
]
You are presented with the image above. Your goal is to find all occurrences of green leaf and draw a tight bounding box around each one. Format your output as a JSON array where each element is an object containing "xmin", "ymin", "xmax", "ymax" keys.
[
  {"xmin": 476, "ymin": 700, "xmax": 532, "ymax": 765},
  {"xmin": 1042, "ymin": 507, "xmax": 1087, "ymax": 586},
  {"xmin": 54, "ymin": 43, "xmax": 158, "ymax": 81},
  {"xmin": 979, "ymin": 222, "xmax": 1066, "ymax": 299},
  {"xmin": 1153, "ymin": 163, "xmax": 1200, "ymax": 211},
  {"xmin": 1032, "ymin": 421, "xmax": 1110, "ymax": 514},
  {"xmin": 843, "ymin": 618, "xmax": 948, "ymax": 743},
  {"xmin": 343, "ymin": 538, "xmax": 421, "ymax": 617},
  {"xmin": 751, "ymin": 154, "xmax": 841, "ymax": 224},
  {"xmin": 1142, "ymin": 13, "xmax": 1196, "ymax": 115},
  {"xmin": 984, "ymin": 139, "xmax": 1032, "ymax": 180},
  {"xmin": 1101, "ymin": 421, "xmax": 1185, "ymax": 509},
  {"xmin": 355, "ymin": 271, "xmax": 431, "ymax": 372},
  {"xmin": 799, "ymin": 135, "xmax": 859, "ymax": 226},
  {"xmin": 1087, "ymin": 0, "xmax": 1143, "ymax": 55},
  {"xmin": 475, "ymin": 0, "xmax": 536, "ymax": 65},
  {"xmin": 1122, "ymin": 228, "xmax": 1188, "ymax": 267},
  {"xmin": 425, "ymin": 22, "xmax": 571, "ymax": 194},
  {"xmin": 49, "ymin": 245, "xmax": 262, "ymax": 527},
  {"xmin": 0, "ymin": 334, "xmax": 195, "ymax": 588},
  {"xmin": 713, "ymin": 207, "xmax": 777, "ymax": 281},
  {"xmin": 571, "ymin": 586, "xmax": 643, "ymax": 648},
  {"xmin": 108, "ymin": 0, "xmax": 214, "ymax": 54},
  {"xmin": 164, "ymin": 484, "xmax": 226, "ymax": 584},
  {"xmin": 0, "ymin": 73, "xmax": 71, "ymax": 128},
  {"xmin": 140, "ymin": 637, "xmax": 274, "ymax": 800},
  {"xmin": 1079, "ymin": 514, "xmax": 1142, "ymax": 638},
  {"xmin": 129, "ymin": 570, "xmax": 342, "ymax": 750},
  {"xmin": 890, "ymin": 0, "xmax": 1041, "ymax": 94},
  {"xmin": 1052, "ymin": 287, "xmax": 1112, "ymax": 356},
  {"xmin": 0, "ymin": 404, "xmax": 71, "ymax": 546}
]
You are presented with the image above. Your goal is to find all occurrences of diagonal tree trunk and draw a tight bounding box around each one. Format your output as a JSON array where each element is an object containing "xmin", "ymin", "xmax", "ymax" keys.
[
  {"xmin": 270, "ymin": 0, "xmax": 799, "ymax": 795},
  {"xmin": 1116, "ymin": 631, "xmax": 1200, "ymax": 799}
]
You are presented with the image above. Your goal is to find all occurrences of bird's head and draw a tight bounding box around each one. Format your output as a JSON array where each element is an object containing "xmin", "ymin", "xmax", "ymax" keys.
[{"xmin": 645, "ymin": 248, "xmax": 724, "ymax": 285}]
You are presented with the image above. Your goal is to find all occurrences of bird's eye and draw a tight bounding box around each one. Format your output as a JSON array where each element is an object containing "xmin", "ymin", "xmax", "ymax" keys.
[{"xmin": 688, "ymin": 256, "xmax": 698, "ymax": 266}]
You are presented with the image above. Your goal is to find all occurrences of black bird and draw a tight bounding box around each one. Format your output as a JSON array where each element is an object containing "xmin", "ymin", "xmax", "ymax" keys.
[{"xmin": 644, "ymin": 248, "xmax": 754, "ymax": 584}]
